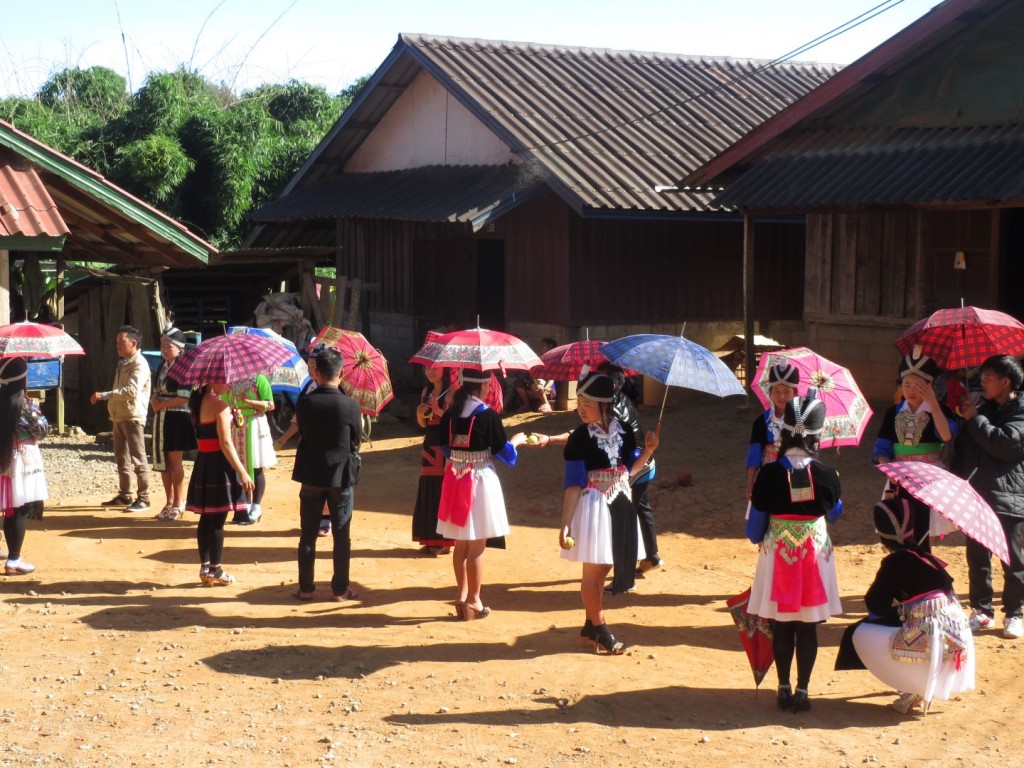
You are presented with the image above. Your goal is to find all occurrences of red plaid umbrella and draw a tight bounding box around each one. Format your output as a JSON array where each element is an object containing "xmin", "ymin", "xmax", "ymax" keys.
[
  {"xmin": 727, "ymin": 587, "xmax": 774, "ymax": 688},
  {"xmin": 878, "ymin": 461, "xmax": 1010, "ymax": 565},
  {"xmin": 0, "ymin": 321, "xmax": 85, "ymax": 358},
  {"xmin": 532, "ymin": 340, "xmax": 606, "ymax": 381},
  {"xmin": 308, "ymin": 326, "xmax": 394, "ymax": 416},
  {"xmin": 895, "ymin": 306, "xmax": 1024, "ymax": 370},
  {"xmin": 409, "ymin": 326, "xmax": 541, "ymax": 373},
  {"xmin": 167, "ymin": 334, "xmax": 293, "ymax": 385}
]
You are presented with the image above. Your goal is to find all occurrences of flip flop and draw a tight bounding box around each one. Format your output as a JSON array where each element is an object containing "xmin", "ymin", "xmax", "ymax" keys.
[
  {"xmin": 292, "ymin": 589, "xmax": 315, "ymax": 601},
  {"xmin": 331, "ymin": 588, "xmax": 359, "ymax": 602}
]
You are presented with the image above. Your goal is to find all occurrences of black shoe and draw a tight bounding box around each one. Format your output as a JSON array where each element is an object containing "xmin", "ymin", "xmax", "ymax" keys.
[
  {"xmin": 125, "ymin": 498, "xmax": 150, "ymax": 513},
  {"xmin": 792, "ymin": 689, "xmax": 811, "ymax": 713},
  {"xmin": 776, "ymin": 685, "xmax": 793, "ymax": 710},
  {"xmin": 101, "ymin": 494, "xmax": 133, "ymax": 507},
  {"xmin": 580, "ymin": 619, "xmax": 597, "ymax": 647},
  {"xmin": 592, "ymin": 624, "xmax": 628, "ymax": 655}
]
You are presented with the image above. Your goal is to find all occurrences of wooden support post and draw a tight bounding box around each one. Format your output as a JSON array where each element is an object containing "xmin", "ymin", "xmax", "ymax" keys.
[
  {"xmin": 56, "ymin": 257, "xmax": 65, "ymax": 433},
  {"xmin": 0, "ymin": 250, "xmax": 8, "ymax": 326},
  {"xmin": 742, "ymin": 211, "xmax": 756, "ymax": 392},
  {"xmin": 347, "ymin": 277, "xmax": 362, "ymax": 330},
  {"xmin": 332, "ymin": 275, "xmax": 348, "ymax": 327}
]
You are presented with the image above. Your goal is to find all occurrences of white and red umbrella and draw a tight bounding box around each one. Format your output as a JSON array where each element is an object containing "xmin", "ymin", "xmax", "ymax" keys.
[
  {"xmin": 0, "ymin": 321, "xmax": 85, "ymax": 358},
  {"xmin": 878, "ymin": 461, "xmax": 1010, "ymax": 565},
  {"xmin": 409, "ymin": 326, "xmax": 541, "ymax": 373}
]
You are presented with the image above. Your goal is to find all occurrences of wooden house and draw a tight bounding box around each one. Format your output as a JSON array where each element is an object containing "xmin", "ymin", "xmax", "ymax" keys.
[
  {"xmin": 0, "ymin": 119, "xmax": 215, "ymax": 430},
  {"xmin": 682, "ymin": 0, "xmax": 1024, "ymax": 402},
  {"xmin": 246, "ymin": 34, "xmax": 838, "ymax": 386}
]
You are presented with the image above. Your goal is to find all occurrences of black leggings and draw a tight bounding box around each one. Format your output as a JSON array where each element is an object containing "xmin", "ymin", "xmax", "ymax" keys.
[
  {"xmin": 197, "ymin": 513, "xmax": 228, "ymax": 565},
  {"xmin": 2, "ymin": 504, "xmax": 31, "ymax": 560},
  {"xmin": 772, "ymin": 620, "xmax": 818, "ymax": 691},
  {"xmin": 251, "ymin": 468, "xmax": 266, "ymax": 505}
]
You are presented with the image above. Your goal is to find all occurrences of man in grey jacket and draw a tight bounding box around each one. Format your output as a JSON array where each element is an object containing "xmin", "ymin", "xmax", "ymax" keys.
[
  {"xmin": 91, "ymin": 325, "xmax": 152, "ymax": 512},
  {"xmin": 953, "ymin": 355, "xmax": 1024, "ymax": 640}
]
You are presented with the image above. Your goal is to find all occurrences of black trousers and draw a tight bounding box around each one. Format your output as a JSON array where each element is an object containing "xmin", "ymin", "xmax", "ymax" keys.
[{"xmin": 967, "ymin": 513, "xmax": 1024, "ymax": 619}]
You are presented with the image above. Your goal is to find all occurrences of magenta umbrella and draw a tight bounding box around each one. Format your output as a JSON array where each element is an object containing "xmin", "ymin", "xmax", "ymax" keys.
[
  {"xmin": 878, "ymin": 461, "xmax": 1010, "ymax": 565},
  {"xmin": 752, "ymin": 347, "xmax": 873, "ymax": 449},
  {"xmin": 532, "ymin": 340, "xmax": 606, "ymax": 381}
]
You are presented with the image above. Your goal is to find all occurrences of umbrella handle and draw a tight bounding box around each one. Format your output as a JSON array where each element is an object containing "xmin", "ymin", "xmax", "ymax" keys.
[{"xmin": 657, "ymin": 384, "xmax": 668, "ymax": 425}]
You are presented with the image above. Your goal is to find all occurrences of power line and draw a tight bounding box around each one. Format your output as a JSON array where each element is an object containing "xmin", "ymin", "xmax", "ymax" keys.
[{"xmin": 516, "ymin": 0, "xmax": 908, "ymax": 154}]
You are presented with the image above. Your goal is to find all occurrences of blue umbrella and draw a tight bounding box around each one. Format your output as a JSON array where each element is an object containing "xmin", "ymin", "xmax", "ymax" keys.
[
  {"xmin": 600, "ymin": 332, "xmax": 746, "ymax": 423},
  {"xmin": 227, "ymin": 326, "xmax": 310, "ymax": 396}
]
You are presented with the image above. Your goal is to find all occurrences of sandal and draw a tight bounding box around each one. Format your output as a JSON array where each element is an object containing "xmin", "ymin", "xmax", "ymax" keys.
[
  {"xmin": 454, "ymin": 601, "xmax": 466, "ymax": 620},
  {"xmin": 165, "ymin": 507, "xmax": 183, "ymax": 521},
  {"xmin": 154, "ymin": 505, "xmax": 173, "ymax": 520},
  {"xmin": 462, "ymin": 603, "xmax": 491, "ymax": 620},
  {"xmin": 331, "ymin": 588, "xmax": 359, "ymax": 602},
  {"xmin": 580, "ymin": 619, "xmax": 597, "ymax": 647},
  {"xmin": 293, "ymin": 589, "xmax": 315, "ymax": 601},
  {"xmin": 207, "ymin": 567, "xmax": 236, "ymax": 587},
  {"xmin": 592, "ymin": 624, "xmax": 627, "ymax": 654}
]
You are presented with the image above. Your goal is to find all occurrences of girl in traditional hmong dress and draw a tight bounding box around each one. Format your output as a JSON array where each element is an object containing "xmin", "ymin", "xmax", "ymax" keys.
[
  {"xmin": 185, "ymin": 383, "xmax": 254, "ymax": 586},
  {"xmin": 412, "ymin": 366, "xmax": 455, "ymax": 555},
  {"xmin": 0, "ymin": 358, "xmax": 48, "ymax": 575},
  {"xmin": 559, "ymin": 372, "xmax": 659, "ymax": 654},
  {"xmin": 837, "ymin": 499, "xmax": 974, "ymax": 714},
  {"xmin": 436, "ymin": 369, "xmax": 527, "ymax": 620},
  {"xmin": 746, "ymin": 361, "xmax": 799, "ymax": 501},
  {"xmin": 228, "ymin": 373, "xmax": 276, "ymax": 525},
  {"xmin": 747, "ymin": 393, "xmax": 843, "ymax": 712},
  {"xmin": 872, "ymin": 351, "xmax": 956, "ymax": 547},
  {"xmin": 151, "ymin": 327, "xmax": 197, "ymax": 521}
]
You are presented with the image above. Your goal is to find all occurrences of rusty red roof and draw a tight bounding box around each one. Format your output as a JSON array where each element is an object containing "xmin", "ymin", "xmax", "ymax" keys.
[{"xmin": 0, "ymin": 150, "xmax": 69, "ymax": 240}]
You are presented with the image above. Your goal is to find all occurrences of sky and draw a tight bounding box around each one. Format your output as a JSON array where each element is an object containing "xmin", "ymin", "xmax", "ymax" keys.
[{"xmin": 0, "ymin": 0, "xmax": 943, "ymax": 98}]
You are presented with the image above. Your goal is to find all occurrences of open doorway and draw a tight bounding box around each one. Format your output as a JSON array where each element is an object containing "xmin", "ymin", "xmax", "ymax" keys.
[
  {"xmin": 1000, "ymin": 209, "xmax": 1024, "ymax": 320},
  {"xmin": 475, "ymin": 239, "xmax": 505, "ymax": 330}
]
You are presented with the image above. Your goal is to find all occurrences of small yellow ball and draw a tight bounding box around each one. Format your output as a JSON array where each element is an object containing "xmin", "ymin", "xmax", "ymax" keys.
[{"xmin": 561, "ymin": 535, "xmax": 575, "ymax": 550}]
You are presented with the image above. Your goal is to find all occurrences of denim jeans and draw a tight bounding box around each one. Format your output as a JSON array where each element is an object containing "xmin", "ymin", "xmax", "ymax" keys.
[{"xmin": 298, "ymin": 485, "xmax": 354, "ymax": 595}]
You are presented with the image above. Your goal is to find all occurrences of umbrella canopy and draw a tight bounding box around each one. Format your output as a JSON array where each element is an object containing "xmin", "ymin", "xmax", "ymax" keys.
[
  {"xmin": 167, "ymin": 333, "xmax": 293, "ymax": 385},
  {"xmin": 727, "ymin": 587, "xmax": 774, "ymax": 688},
  {"xmin": 895, "ymin": 306, "xmax": 1024, "ymax": 370},
  {"xmin": 878, "ymin": 461, "xmax": 1011, "ymax": 565},
  {"xmin": 752, "ymin": 346, "xmax": 873, "ymax": 449},
  {"xmin": 0, "ymin": 321, "xmax": 85, "ymax": 358},
  {"xmin": 228, "ymin": 326, "xmax": 309, "ymax": 396},
  {"xmin": 309, "ymin": 326, "xmax": 394, "ymax": 416},
  {"xmin": 409, "ymin": 326, "xmax": 541, "ymax": 373},
  {"xmin": 600, "ymin": 333, "xmax": 746, "ymax": 400},
  {"xmin": 532, "ymin": 340, "xmax": 607, "ymax": 381}
]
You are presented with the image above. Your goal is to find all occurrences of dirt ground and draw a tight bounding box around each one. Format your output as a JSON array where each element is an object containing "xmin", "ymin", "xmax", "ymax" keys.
[{"xmin": 3, "ymin": 391, "xmax": 1024, "ymax": 768}]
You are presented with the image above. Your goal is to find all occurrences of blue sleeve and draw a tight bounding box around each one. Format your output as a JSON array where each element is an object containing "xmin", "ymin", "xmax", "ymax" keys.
[
  {"xmin": 494, "ymin": 441, "xmax": 518, "ymax": 467},
  {"xmin": 872, "ymin": 438, "xmax": 894, "ymax": 463},
  {"xmin": 948, "ymin": 418, "xmax": 958, "ymax": 440},
  {"xmin": 827, "ymin": 498, "xmax": 844, "ymax": 523},
  {"xmin": 564, "ymin": 459, "xmax": 587, "ymax": 489},
  {"xmin": 746, "ymin": 443, "xmax": 763, "ymax": 469},
  {"xmin": 746, "ymin": 506, "xmax": 769, "ymax": 543}
]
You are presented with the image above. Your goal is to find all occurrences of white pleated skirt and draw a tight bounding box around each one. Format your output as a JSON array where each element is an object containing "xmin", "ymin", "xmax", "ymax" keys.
[
  {"xmin": 12, "ymin": 442, "xmax": 47, "ymax": 506},
  {"xmin": 435, "ymin": 465, "xmax": 510, "ymax": 541},
  {"xmin": 852, "ymin": 601, "xmax": 975, "ymax": 702},
  {"xmin": 251, "ymin": 415, "xmax": 277, "ymax": 469},
  {"xmin": 748, "ymin": 516, "xmax": 842, "ymax": 623},
  {"xmin": 560, "ymin": 489, "xmax": 645, "ymax": 565}
]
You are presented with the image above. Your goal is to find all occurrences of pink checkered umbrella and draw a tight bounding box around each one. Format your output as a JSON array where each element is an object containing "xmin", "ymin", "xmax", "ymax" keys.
[
  {"xmin": 167, "ymin": 333, "xmax": 293, "ymax": 385},
  {"xmin": 895, "ymin": 307, "xmax": 1024, "ymax": 370},
  {"xmin": 878, "ymin": 461, "xmax": 1010, "ymax": 565}
]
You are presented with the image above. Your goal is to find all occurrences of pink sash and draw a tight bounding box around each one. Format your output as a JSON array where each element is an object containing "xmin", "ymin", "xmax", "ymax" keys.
[
  {"xmin": 437, "ymin": 416, "xmax": 479, "ymax": 528},
  {"xmin": 769, "ymin": 515, "xmax": 828, "ymax": 614}
]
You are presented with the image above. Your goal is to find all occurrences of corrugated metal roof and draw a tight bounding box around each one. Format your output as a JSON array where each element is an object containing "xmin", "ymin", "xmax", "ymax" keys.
[
  {"xmin": 277, "ymin": 35, "xmax": 838, "ymax": 216},
  {"xmin": 710, "ymin": 124, "xmax": 1024, "ymax": 210},
  {"xmin": 251, "ymin": 164, "xmax": 544, "ymax": 230},
  {"xmin": 0, "ymin": 151, "xmax": 69, "ymax": 239}
]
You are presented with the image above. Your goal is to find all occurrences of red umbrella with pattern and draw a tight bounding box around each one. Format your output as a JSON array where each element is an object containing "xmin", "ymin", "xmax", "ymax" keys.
[
  {"xmin": 409, "ymin": 326, "xmax": 541, "ymax": 373},
  {"xmin": 308, "ymin": 326, "xmax": 394, "ymax": 416},
  {"xmin": 532, "ymin": 340, "xmax": 607, "ymax": 381},
  {"xmin": 727, "ymin": 587, "xmax": 774, "ymax": 688},
  {"xmin": 895, "ymin": 306, "xmax": 1024, "ymax": 370},
  {"xmin": 878, "ymin": 461, "xmax": 1010, "ymax": 564}
]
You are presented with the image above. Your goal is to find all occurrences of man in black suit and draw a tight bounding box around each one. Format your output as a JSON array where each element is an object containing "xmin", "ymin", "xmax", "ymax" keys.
[{"xmin": 292, "ymin": 347, "xmax": 363, "ymax": 601}]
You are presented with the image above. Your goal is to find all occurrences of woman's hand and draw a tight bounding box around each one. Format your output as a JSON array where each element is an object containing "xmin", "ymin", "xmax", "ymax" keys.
[
  {"xmin": 509, "ymin": 431, "xmax": 528, "ymax": 448},
  {"xmin": 559, "ymin": 525, "xmax": 574, "ymax": 550},
  {"xmin": 240, "ymin": 476, "xmax": 255, "ymax": 494},
  {"xmin": 427, "ymin": 394, "xmax": 444, "ymax": 415},
  {"xmin": 523, "ymin": 432, "xmax": 546, "ymax": 448},
  {"xmin": 644, "ymin": 429, "xmax": 659, "ymax": 452}
]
